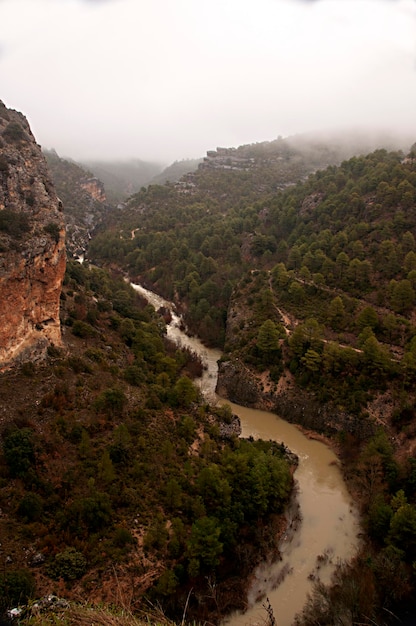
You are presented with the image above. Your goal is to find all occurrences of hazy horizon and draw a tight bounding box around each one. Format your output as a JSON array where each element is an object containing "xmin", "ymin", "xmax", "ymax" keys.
[{"xmin": 1, "ymin": 0, "xmax": 416, "ymax": 164}]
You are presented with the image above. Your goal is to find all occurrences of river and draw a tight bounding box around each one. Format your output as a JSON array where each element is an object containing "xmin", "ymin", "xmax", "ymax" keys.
[{"xmin": 132, "ymin": 283, "xmax": 361, "ymax": 626}]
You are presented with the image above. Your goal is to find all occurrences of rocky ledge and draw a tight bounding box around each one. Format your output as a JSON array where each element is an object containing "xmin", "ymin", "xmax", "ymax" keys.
[{"xmin": 216, "ymin": 358, "xmax": 375, "ymax": 440}]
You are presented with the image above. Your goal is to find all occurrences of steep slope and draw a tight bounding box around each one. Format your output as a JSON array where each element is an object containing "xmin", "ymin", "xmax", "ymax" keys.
[
  {"xmin": 44, "ymin": 149, "xmax": 109, "ymax": 257},
  {"xmin": 87, "ymin": 140, "xmax": 416, "ymax": 624},
  {"xmin": 82, "ymin": 158, "xmax": 164, "ymax": 204},
  {"xmin": 150, "ymin": 157, "xmax": 202, "ymax": 185},
  {"xmin": 0, "ymin": 260, "xmax": 294, "ymax": 623},
  {"xmin": 89, "ymin": 133, "xmax": 414, "ymax": 348},
  {"xmin": 0, "ymin": 101, "xmax": 66, "ymax": 368},
  {"xmin": 214, "ymin": 148, "xmax": 416, "ymax": 428}
]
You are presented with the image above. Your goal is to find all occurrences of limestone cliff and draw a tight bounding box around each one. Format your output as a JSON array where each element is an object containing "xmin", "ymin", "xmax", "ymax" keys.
[
  {"xmin": 0, "ymin": 101, "xmax": 66, "ymax": 368},
  {"xmin": 80, "ymin": 177, "xmax": 106, "ymax": 202},
  {"xmin": 44, "ymin": 150, "xmax": 109, "ymax": 257}
]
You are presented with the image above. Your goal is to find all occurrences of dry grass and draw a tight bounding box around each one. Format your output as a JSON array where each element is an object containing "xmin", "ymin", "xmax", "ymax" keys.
[{"xmin": 23, "ymin": 602, "xmax": 176, "ymax": 626}]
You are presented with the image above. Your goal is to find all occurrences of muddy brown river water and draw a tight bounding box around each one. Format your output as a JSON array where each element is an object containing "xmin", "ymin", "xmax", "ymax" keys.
[{"xmin": 132, "ymin": 283, "xmax": 361, "ymax": 625}]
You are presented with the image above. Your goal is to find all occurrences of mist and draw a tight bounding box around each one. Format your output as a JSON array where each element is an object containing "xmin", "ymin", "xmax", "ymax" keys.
[{"xmin": 1, "ymin": 0, "xmax": 416, "ymax": 163}]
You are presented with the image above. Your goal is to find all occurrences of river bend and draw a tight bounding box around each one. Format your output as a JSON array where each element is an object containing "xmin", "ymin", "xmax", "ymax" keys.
[{"xmin": 132, "ymin": 283, "xmax": 361, "ymax": 625}]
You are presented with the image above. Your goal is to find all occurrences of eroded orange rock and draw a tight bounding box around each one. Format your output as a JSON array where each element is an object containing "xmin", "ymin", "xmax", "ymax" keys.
[{"xmin": 0, "ymin": 101, "xmax": 66, "ymax": 368}]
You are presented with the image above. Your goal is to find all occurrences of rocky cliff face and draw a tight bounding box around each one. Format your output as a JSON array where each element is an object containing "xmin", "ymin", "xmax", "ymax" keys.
[
  {"xmin": 216, "ymin": 358, "xmax": 375, "ymax": 440},
  {"xmin": 80, "ymin": 177, "xmax": 106, "ymax": 202},
  {"xmin": 0, "ymin": 101, "xmax": 66, "ymax": 368},
  {"xmin": 44, "ymin": 150, "xmax": 109, "ymax": 257}
]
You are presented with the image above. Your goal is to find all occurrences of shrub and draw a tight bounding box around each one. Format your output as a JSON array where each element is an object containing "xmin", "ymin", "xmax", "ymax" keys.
[
  {"xmin": 94, "ymin": 388, "xmax": 126, "ymax": 417},
  {"xmin": 64, "ymin": 492, "xmax": 112, "ymax": 534},
  {"xmin": 71, "ymin": 320, "xmax": 96, "ymax": 339},
  {"xmin": 124, "ymin": 364, "xmax": 145, "ymax": 386},
  {"xmin": 2, "ymin": 427, "xmax": 35, "ymax": 478},
  {"xmin": 47, "ymin": 344, "xmax": 63, "ymax": 358},
  {"xmin": 84, "ymin": 348, "xmax": 105, "ymax": 363},
  {"xmin": 17, "ymin": 493, "xmax": 44, "ymax": 522},
  {"xmin": 67, "ymin": 356, "xmax": 93, "ymax": 374},
  {"xmin": 113, "ymin": 526, "xmax": 135, "ymax": 548},
  {"xmin": 0, "ymin": 209, "xmax": 30, "ymax": 238},
  {"xmin": 0, "ymin": 155, "xmax": 9, "ymax": 172},
  {"xmin": 44, "ymin": 221, "xmax": 60, "ymax": 243},
  {"xmin": 48, "ymin": 547, "xmax": 87, "ymax": 581},
  {"xmin": 20, "ymin": 361, "xmax": 36, "ymax": 377},
  {"xmin": 3, "ymin": 121, "xmax": 25, "ymax": 143},
  {"xmin": 0, "ymin": 569, "xmax": 36, "ymax": 611}
]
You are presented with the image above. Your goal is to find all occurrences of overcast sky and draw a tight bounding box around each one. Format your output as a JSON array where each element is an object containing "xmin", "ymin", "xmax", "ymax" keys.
[{"xmin": 1, "ymin": 0, "xmax": 416, "ymax": 164}]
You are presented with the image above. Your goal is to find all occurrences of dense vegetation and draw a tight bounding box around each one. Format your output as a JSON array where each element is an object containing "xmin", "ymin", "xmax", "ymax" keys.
[
  {"xmin": 87, "ymin": 141, "xmax": 416, "ymax": 623},
  {"xmin": 0, "ymin": 261, "xmax": 293, "ymax": 621},
  {"xmin": 88, "ymin": 134, "xmax": 351, "ymax": 346},
  {"xmin": 3, "ymin": 132, "xmax": 416, "ymax": 623},
  {"xmin": 89, "ymin": 148, "xmax": 416, "ymax": 407}
]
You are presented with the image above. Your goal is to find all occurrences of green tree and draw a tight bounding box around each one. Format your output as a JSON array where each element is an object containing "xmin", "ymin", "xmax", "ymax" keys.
[
  {"xmin": 172, "ymin": 376, "xmax": 198, "ymax": 407},
  {"xmin": 109, "ymin": 424, "xmax": 131, "ymax": 465},
  {"xmin": 94, "ymin": 387, "xmax": 126, "ymax": 417},
  {"xmin": 356, "ymin": 306, "xmax": 379, "ymax": 331},
  {"xmin": 0, "ymin": 569, "xmax": 36, "ymax": 612},
  {"xmin": 404, "ymin": 251, "xmax": 416, "ymax": 274},
  {"xmin": 327, "ymin": 296, "xmax": 345, "ymax": 331},
  {"xmin": 288, "ymin": 281, "xmax": 305, "ymax": 304},
  {"xmin": 335, "ymin": 251, "xmax": 350, "ymax": 280},
  {"xmin": 402, "ymin": 230, "xmax": 416, "ymax": 253},
  {"xmin": 164, "ymin": 478, "xmax": 183, "ymax": 510},
  {"xmin": 362, "ymin": 335, "xmax": 392, "ymax": 374},
  {"xmin": 78, "ymin": 428, "xmax": 92, "ymax": 460},
  {"xmin": 17, "ymin": 493, "xmax": 44, "ymax": 522},
  {"xmin": 388, "ymin": 503, "xmax": 416, "ymax": 561},
  {"xmin": 186, "ymin": 516, "xmax": 223, "ymax": 574},
  {"xmin": 197, "ymin": 465, "xmax": 232, "ymax": 512},
  {"xmin": 289, "ymin": 318, "xmax": 322, "ymax": 358},
  {"xmin": 154, "ymin": 569, "xmax": 178, "ymax": 596},
  {"xmin": 390, "ymin": 279, "xmax": 415, "ymax": 314},
  {"xmin": 367, "ymin": 495, "xmax": 393, "ymax": 542},
  {"xmin": 98, "ymin": 449, "xmax": 116, "ymax": 484},
  {"xmin": 257, "ymin": 319, "xmax": 282, "ymax": 361},
  {"xmin": 2, "ymin": 428, "xmax": 35, "ymax": 477},
  {"xmin": 48, "ymin": 547, "xmax": 87, "ymax": 581},
  {"xmin": 287, "ymin": 246, "xmax": 302, "ymax": 269},
  {"xmin": 301, "ymin": 348, "xmax": 321, "ymax": 373},
  {"xmin": 272, "ymin": 262, "xmax": 290, "ymax": 288}
]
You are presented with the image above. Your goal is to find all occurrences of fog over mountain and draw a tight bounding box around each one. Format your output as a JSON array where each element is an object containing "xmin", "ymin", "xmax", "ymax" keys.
[{"xmin": 1, "ymin": 0, "xmax": 416, "ymax": 162}]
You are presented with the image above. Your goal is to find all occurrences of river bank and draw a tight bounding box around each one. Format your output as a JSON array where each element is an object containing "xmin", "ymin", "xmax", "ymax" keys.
[{"xmin": 216, "ymin": 357, "xmax": 376, "ymax": 443}]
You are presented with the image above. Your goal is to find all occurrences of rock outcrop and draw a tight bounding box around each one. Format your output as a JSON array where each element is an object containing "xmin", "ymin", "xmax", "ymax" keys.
[
  {"xmin": 216, "ymin": 359, "xmax": 261, "ymax": 407},
  {"xmin": 217, "ymin": 358, "xmax": 376, "ymax": 440},
  {"xmin": 44, "ymin": 150, "xmax": 109, "ymax": 257},
  {"xmin": 0, "ymin": 101, "xmax": 66, "ymax": 368},
  {"xmin": 80, "ymin": 177, "xmax": 106, "ymax": 203}
]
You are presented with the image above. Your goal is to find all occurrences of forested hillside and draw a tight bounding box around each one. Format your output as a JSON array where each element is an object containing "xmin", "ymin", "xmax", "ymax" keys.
[
  {"xmin": 88, "ymin": 140, "xmax": 416, "ymax": 623},
  {"xmin": 89, "ymin": 143, "xmax": 416, "ymax": 351},
  {"xmin": 150, "ymin": 158, "xmax": 202, "ymax": 185},
  {"xmin": 0, "ymin": 261, "xmax": 293, "ymax": 623}
]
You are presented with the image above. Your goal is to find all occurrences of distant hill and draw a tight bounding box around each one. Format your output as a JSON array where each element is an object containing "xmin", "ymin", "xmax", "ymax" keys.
[
  {"xmin": 82, "ymin": 158, "xmax": 164, "ymax": 203},
  {"xmin": 199, "ymin": 129, "xmax": 413, "ymax": 177},
  {"xmin": 150, "ymin": 158, "xmax": 203, "ymax": 185}
]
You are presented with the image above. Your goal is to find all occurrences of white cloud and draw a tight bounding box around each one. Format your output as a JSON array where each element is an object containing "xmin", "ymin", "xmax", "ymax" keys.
[{"xmin": 1, "ymin": 0, "xmax": 415, "ymax": 162}]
